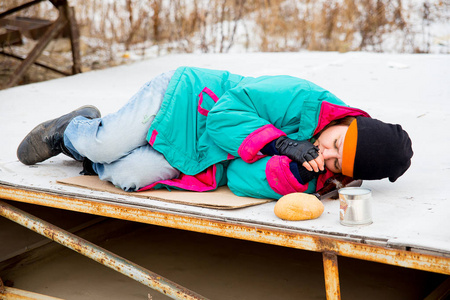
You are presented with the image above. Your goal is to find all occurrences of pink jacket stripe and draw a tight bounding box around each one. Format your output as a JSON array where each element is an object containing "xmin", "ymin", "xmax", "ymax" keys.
[
  {"xmin": 138, "ymin": 165, "xmax": 218, "ymax": 192},
  {"xmin": 238, "ymin": 124, "xmax": 286, "ymax": 163},
  {"xmin": 266, "ymin": 156, "xmax": 308, "ymax": 195},
  {"xmin": 149, "ymin": 129, "xmax": 158, "ymax": 146}
]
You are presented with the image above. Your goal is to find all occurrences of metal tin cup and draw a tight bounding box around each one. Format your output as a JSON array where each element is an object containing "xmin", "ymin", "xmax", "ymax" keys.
[{"xmin": 339, "ymin": 187, "xmax": 373, "ymax": 226}]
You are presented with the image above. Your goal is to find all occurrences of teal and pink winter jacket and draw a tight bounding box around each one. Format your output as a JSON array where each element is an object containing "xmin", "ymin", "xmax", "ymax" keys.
[{"xmin": 141, "ymin": 66, "xmax": 369, "ymax": 199}]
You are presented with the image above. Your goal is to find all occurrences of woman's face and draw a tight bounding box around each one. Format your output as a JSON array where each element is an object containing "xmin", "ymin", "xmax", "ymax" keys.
[{"xmin": 313, "ymin": 125, "xmax": 349, "ymax": 174}]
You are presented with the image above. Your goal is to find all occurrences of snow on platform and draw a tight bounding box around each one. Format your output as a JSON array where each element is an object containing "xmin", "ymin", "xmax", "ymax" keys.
[{"xmin": 1, "ymin": 52, "xmax": 449, "ymax": 255}]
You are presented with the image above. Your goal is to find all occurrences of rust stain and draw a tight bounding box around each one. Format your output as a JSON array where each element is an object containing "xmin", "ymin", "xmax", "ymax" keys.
[{"xmin": 316, "ymin": 237, "xmax": 339, "ymax": 253}]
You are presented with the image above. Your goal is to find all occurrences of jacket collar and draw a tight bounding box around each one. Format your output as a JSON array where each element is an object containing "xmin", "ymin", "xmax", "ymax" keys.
[{"xmin": 313, "ymin": 101, "xmax": 370, "ymax": 136}]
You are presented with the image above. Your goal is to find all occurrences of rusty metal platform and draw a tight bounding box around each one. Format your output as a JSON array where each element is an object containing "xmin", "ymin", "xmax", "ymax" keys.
[{"xmin": 0, "ymin": 52, "xmax": 449, "ymax": 299}]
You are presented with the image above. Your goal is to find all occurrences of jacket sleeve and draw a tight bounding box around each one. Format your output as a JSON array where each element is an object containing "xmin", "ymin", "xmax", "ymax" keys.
[
  {"xmin": 206, "ymin": 86, "xmax": 280, "ymax": 163},
  {"xmin": 206, "ymin": 76, "xmax": 309, "ymax": 163},
  {"xmin": 226, "ymin": 156, "xmax": 317, "ymax": 199}
]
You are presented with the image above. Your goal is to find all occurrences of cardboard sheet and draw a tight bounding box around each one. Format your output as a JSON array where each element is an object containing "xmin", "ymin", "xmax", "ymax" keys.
[{"xmin": 57, "ymin": 176, "xmax": 273, "ymax": 209}]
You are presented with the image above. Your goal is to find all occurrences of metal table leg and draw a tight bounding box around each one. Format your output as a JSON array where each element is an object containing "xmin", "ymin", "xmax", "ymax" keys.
[{"xmin": 323, "ymin": 252, "xmax": 341, "ymax": 300}]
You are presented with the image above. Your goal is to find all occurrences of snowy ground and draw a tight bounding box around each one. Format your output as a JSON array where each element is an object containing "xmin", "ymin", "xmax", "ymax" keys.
[{"xmin": 0, "ymin": 51, "xmax": 449, "ymax": 255}]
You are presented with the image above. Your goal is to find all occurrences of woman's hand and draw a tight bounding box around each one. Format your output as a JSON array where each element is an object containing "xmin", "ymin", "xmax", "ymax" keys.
[
  {"xmin": 275, "ymin": 137, "xmax": 325, "ymax": 172},
  {"xmin": 302, "ymin": 151, "xmax": 325, "ymax": 173}
]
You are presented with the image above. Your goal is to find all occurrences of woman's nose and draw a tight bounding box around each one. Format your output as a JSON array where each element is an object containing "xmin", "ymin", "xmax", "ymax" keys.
[{"xmin": 323, "ymin": 148, "xmax": 338, "ymax": 159}]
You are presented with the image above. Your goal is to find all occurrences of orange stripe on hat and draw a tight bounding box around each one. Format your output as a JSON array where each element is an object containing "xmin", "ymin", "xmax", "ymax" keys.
[{"xmin": 342, "ymin": 119, "xmax": 358, "ymax": 177}]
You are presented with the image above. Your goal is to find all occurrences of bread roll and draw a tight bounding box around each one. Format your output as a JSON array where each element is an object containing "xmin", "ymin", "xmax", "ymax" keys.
[{"xmin": 274, "ymin": 193, "xmax": 324, "ymax": 221}]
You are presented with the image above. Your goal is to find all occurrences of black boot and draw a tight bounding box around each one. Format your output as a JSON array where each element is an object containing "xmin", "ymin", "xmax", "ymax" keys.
[
  {"xmin": 17, "ymin": 105, "xmax": 101, "ymax": 165},
  {"xmin": 80, "ymin": 158, "xmax": 97, "ymax": 175}
]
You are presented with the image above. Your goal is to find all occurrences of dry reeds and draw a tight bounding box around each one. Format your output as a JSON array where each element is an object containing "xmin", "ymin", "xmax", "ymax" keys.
[{"xmin": 1, "ymin": 0, "xmax": 448, "ymax": 71}]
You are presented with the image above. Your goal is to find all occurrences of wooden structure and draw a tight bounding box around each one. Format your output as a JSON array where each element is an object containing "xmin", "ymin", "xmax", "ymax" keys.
[{"xmin": 0, "ymin": 0, "xmax": 81, "ymax": 89}]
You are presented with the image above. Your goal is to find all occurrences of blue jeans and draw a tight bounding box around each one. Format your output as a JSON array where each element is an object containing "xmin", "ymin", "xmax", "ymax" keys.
[{"xmin": 64, "ymin": 71, "xmax": 180, "ymax": 191}]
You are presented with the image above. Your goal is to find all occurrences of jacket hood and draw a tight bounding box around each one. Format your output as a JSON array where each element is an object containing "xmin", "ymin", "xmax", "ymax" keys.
[{"xmin": 313, "ymin": 101, "xmax": 371, "ymax": 136}]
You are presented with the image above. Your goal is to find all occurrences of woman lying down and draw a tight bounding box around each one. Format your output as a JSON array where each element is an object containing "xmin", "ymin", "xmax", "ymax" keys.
[{"xmin": 17, "ymin": 67, "xmax": 413, "ymax": 203}]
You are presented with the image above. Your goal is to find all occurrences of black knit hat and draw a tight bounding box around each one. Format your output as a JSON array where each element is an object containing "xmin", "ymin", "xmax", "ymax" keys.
[{"xmin": 342, "ymin": 117, "xmax": 413, "ymax": 182}]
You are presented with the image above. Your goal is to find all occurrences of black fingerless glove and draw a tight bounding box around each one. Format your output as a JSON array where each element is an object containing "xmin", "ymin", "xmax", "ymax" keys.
[
  {"xmin": 275, "ymin": 136, "xmax": 320, "ymax": 165},
  {"xmin": 289, "ymin": 162, "xmax": 317, "ymax": 184}
]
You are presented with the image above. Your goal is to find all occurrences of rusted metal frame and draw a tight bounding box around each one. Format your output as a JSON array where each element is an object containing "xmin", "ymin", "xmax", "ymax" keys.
[
  {"xmin": 0, "ymin": 50, "xmax": 71, "ymax": 76},
  {"xmin": 1, "ymin": 184, "xmax": 450, "ymax": 276},
  {"xmin": 322, "ymin": 252, "xmax": 341, "ymax": 300},
  {"xmin": 0, "ymin": 200, "xmax": 209, "ymax": 300},
  {"xmin": 0, "ymin": 286, "xmax": 64, "ymax": 299},
  {"xmin": 4, "ymin": 6, "xmax": 68, "ymax": 89},
  {"xmin": 0, "ymin": 0, "xmax": 47, "ymax": 19}
]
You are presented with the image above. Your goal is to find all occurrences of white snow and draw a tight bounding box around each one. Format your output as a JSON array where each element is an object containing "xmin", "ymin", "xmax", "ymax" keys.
[{"xmin": 0, "ymin": 51, "xmax": 449, "ymax": 254}]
